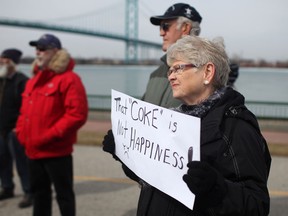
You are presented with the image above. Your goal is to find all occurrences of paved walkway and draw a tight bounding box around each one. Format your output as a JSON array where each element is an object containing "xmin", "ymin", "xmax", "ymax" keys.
[
  {"xmin": 262, "ymin": 131, "xmax": 288, "ymax": 145},
  {"xmin": 1, "ymin": 146, "xmax": 287, "ymax": 216},
  {"xmin": 80, "ymin": 120, "xmax": 111, "ymax": 133}
]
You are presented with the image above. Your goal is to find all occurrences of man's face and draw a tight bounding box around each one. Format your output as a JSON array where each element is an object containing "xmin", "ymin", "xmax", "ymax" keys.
[
  {"xmin": 35, "ymin": 46, "xmax": 57, "ymax": 68},
  {"xmin": 0, "ymin": 58, "xmax": 13, "ymax": 77},
  {"xmin": 159, "ymin": 19, "xmax": 185, "ymax": 52}
]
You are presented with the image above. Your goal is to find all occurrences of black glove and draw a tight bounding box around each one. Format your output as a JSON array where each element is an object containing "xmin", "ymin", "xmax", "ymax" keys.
[
  {"xmin": 183, "ymin": 161, "xmax": 227, "ymax": 208},
  {"xmin": 102, "ymin": 129, "xmax": 119, "ymax": 161},
  {"xmin": 102, "ymin": 130, "xmax": 139, "ymax": 180}
]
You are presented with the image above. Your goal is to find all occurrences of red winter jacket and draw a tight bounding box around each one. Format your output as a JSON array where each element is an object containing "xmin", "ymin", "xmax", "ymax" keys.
[{"xmin": 16, "ymin": 49, "xmax": 88, "ymax": 159}]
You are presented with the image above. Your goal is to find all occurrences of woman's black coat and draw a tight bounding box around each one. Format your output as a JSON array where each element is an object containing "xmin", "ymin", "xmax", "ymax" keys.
[{"xmin": 122, "ymin": 88, "xmax": 271, "ymax": 216}]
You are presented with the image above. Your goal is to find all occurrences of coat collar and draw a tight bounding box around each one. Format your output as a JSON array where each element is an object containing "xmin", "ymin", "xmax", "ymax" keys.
[
  {"xmin": 201, "ymin": 88, "xmax": 245, "ymax": 144},
  {"xmin": 32, "ymin": 49, "xmax": 74, "ymax": 75}
]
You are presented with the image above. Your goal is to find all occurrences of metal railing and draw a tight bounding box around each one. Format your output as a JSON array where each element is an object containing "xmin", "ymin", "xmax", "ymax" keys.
[
  {"xmin": 87, "ymin": 95, "xmax": 288, "ymax": 120},
  {"xmin": 245, "ymin": 101, "xmax": 288, "ymax": 120}
]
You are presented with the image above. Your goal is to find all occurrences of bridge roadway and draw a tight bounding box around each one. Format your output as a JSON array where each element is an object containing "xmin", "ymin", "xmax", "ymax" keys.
[{"xmin": 0, "ymin": 145, "xmax": 287, "ymax": 216}]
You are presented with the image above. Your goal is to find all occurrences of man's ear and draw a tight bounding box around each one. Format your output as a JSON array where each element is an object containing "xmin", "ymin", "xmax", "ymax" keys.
[{"xmin": 182, "ymin": 23, "xmax": 192, "ymax": 35}]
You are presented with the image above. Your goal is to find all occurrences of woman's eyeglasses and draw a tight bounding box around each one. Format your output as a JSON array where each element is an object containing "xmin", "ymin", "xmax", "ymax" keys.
[
  {"xmin": 167, "ymin": 64, "xmax": 198, "ymax": 77},
  {"xmin": 160, "ymin": 23, "xmax": 171, "ymax": 32}
]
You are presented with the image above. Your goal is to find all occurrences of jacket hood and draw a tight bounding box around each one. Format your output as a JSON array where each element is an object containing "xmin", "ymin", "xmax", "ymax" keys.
[
  {"xmin": 201, "ymin": 88, "xmax": 261, "ymax": 144},
  {"xmin": 217, "ymin": 88, "xmax": 260, "ymax": 130},
  {"xmin": 32, "ymin": 49, "xmax": 74, "ymax": 74}
]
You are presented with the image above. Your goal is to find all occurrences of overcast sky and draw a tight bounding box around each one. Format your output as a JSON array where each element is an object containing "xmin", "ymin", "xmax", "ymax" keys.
[{"xmin": 0, "ymin": 0, "xmax": 287, "ymax": 61}]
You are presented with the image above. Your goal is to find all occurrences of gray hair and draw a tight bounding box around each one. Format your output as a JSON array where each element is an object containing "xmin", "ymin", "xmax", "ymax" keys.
[
  {"xmin": 176, "ymin": 17, "xmax": 201, "ymax": 36},
  {"xmin": 167, "ymin": 35, "xmax": 230, "ymax": 89}
]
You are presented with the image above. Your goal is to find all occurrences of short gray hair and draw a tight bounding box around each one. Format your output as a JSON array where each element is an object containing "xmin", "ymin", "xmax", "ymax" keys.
[
  {"xmin": 176, "ymin": 17, "xmax": 201, "ymax": 36},
  {"xmin": 167, "ymin": 35, "xmax": 230, "ymax": 89}
]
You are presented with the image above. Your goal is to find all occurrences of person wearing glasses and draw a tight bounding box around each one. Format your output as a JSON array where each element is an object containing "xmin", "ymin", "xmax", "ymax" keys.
[
  {"xmin": 0, "ymin": 49, "xmax": 32, "ymax": 208},
  {"xmin": 165, "ymin": 35, "xmax": 270, "ymax": 215},
  {"xmin": 15, "ymin": 34, "xmax": 88, "ymax": 216},
  {"xmin": 104, "ymin": 35, "xmax": 271, "ymax": 215}
]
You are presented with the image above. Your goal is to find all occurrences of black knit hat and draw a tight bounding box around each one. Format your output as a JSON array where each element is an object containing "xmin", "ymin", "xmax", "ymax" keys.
[
  {"xmin": 0, "ymin": 48, "xmax": 22, "ymax": 64},
  {"xmin": 150, "ymin": 3, "xmax": 202, "ymax": 25}
]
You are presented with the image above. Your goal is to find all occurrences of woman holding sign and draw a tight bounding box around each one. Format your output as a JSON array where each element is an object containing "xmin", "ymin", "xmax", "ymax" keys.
[
  {"xmin": 103, "ymin": 35, "xmax": 271, "ymax": 216},
  {"xmin": 165, "ymin": 35, "xmax": 271, "ymax": 215}
]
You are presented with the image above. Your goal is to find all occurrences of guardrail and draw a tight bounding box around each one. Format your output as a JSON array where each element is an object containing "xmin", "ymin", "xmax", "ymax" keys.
[
  {"xmin": 87, "ymin": 95, "xmax": 114, "ymax": 111},
  {"xmin": 245, "ymin": 101, "xmax": 288, "ymax": 120},
  {"xmin": 87, "ymin": 95, "xmax": 288, "ymax": 120}
]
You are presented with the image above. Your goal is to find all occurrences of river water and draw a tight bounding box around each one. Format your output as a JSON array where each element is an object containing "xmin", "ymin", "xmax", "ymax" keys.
[{"xmin": 19, "ymin": 64, "xmax": 288, "ymax": 103}]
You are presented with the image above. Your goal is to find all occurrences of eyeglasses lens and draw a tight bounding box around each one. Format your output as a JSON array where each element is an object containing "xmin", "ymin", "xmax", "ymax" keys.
[
  {"xmin": 167, "ymin": 65, "xmax": 180, "ymax": 77},
  {"xmin": 36, "ymin": 46, "xmax": 47, "ymax": 52},
  {"xmin": 160, "ymin": 23, "xmax": 170, "ymax": 31},
  {"xmin": 167, "ymin": 64, "xmax": 198, "ymax": 77}
]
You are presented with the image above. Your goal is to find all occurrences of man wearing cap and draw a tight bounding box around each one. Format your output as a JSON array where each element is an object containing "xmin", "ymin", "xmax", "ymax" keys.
[
  {"xmin": 16, "ymin": 34, "xmax": 88, "ymax": 216},
  {"xmin": 142, "ymin": 3, "xmax": 239, "ymax": 107},
  {"xmin": 141, "ymin": 3, "xmax": 202, "ymax": 108},
  {"xmin": 0, "ymin": 48, "xmax": 32, "ymax": 208}
]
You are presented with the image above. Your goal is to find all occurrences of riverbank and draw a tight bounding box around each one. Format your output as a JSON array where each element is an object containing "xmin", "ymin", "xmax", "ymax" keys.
[
  {"xmin": 78, "ymin": 111, "xmax": 288, "ymax": 156},
  {"xmin": 19, "ymin": 57, "xmax": 288, "ymax": 68}
]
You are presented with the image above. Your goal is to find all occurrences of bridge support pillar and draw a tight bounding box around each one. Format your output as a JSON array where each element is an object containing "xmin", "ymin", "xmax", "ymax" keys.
[{"xmin": 125, "ymin": 0, "xmax": 138, "ymax": 64}]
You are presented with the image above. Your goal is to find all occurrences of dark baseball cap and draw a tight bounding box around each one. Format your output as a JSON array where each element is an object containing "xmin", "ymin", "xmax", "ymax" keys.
[
  {"xmin": 150, "ymin": 3, "xmax": 202, "ymax": 25},
  {"xmin": 29, "ymin": 34, "xmax": 62, "ymax": 49}
]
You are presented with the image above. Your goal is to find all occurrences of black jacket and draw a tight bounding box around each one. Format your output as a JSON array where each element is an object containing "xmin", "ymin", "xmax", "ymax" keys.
[
  {"xmin": 124, "ymin": 88, "xmax": 271, "ymax": 216},
  {"xmin": 0, "ymin": 72, "xmax": 28, "ymax": 134}
]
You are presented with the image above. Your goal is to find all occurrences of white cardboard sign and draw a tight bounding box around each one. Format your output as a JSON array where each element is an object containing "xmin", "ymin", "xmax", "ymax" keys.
[{"xmin": 111, "ymin": 90, "xmax": 200, "ymax": 210}]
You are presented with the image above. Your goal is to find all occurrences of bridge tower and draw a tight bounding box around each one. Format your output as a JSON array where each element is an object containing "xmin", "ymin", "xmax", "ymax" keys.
[{"xmin": 125, "ymin": 0, "xmax": 138, "ymax": 64}]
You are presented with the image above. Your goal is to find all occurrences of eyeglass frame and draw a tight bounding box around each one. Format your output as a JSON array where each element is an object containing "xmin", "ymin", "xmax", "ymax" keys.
[
  {"xmin": 36, "ymin": 45, "xmax": 54, "ymax": 52},
  {"xmin": 167, "ymin": 63, "xmax": 199, "ymax": 77},
  {"xmin": 159, "ymin": 22, "xmax": 172, "ymax": 32}
]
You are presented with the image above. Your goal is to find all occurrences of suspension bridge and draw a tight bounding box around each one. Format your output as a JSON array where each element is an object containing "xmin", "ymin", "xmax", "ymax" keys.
[{"xmin": 0, "ymin": 0, "xmax": 162, "ymax": 64}]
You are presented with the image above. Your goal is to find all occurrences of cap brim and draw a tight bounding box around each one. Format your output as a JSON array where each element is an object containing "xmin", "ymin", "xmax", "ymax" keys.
[
  {"xmin": 150, "ymin": 15, "xmax": 179, "ymax": 25},
  {"xmin": 29, "ymin": 41, "xmax": 38, "ymax": 47}
]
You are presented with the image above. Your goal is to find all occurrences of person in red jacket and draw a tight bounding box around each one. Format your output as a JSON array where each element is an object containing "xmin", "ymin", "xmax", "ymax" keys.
[{"xmin": 16, "ymin": 33, "xmax": 88, "ymax": 216}]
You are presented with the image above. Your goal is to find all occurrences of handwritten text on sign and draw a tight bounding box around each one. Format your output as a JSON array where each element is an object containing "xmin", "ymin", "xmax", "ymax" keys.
[{"xmin": 111, "ymin": 90, "xmax": 200, "ymax": 210}]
